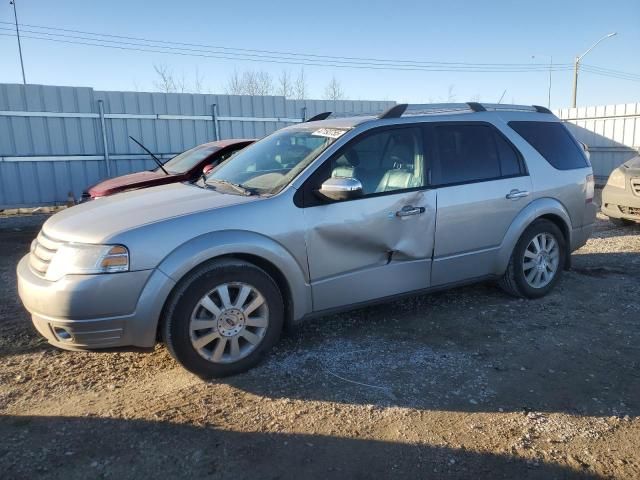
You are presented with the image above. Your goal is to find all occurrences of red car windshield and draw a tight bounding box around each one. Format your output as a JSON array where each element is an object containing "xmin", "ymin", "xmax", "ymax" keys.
[{"xmin": 160, "ymin": 145, "xmax": 218, "ymax": 174}]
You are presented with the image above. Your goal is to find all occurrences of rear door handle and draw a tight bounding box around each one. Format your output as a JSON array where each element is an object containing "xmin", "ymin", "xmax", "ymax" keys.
[
  {"xmin": 396, "ymin": 205, "xmax": 425, "ymax": 217},
  {"xmin": 506, "ymin": 189, "xmax": 530, "ymax": 200}
]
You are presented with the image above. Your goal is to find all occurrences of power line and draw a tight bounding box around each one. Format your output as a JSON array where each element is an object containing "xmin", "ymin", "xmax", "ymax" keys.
[
  {"xmin": 0, "ymin": 26, "xmax": 570, "ymax": 71},
  {"xmin": 0, "ymin": 29, "xmax": 577, "ymax": 73},
  {"xmin": 0, "ymin": 20, "xmax": 575, "ymax": 70},
  {"xmin": 1, "ymin": 21, "xmax": 637, "ymax": 81},
  {"xmin": 581, "ymin": 66, "xmax": 640, "ymax": 83},
  {"xmin": 581, "ymin": 64, "xmax": 640, "ymax": 81}
]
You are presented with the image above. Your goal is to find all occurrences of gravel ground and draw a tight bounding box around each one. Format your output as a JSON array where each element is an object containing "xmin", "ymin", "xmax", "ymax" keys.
[{"xmin": 1, "ymin": 193, "xmax": 639, "ymax": 479}]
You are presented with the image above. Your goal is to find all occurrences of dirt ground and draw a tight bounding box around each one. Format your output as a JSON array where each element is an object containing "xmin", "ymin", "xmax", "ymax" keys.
[{"xmin": 1, "ymin": 194, "xmax": 639, "ymax": 479}]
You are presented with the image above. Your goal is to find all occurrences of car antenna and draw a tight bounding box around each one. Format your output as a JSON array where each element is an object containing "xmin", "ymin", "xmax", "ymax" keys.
[{"xmin": 129, "ymin": 136, "xmax": 170, "ymax": 175}]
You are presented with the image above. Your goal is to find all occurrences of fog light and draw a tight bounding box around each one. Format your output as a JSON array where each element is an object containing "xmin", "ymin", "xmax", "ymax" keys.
[{"xmin": 52, "ymin": 326, "xmax": 72, "ymax": 341}]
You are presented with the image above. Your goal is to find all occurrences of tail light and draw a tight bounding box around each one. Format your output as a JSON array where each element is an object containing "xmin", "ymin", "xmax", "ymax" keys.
[{"xmin": 586, "ymin": 174, "xmax": 594, "ymax": 203}]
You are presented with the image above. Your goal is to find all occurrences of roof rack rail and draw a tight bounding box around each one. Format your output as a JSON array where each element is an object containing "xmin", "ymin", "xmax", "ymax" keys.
[
  {"xmin": 376, "ymin": 102, "xmax": 555, "ymax": 119},
  {"xmin": 305, "ymin": 112, "xmax": 332, "ymax": 122}
]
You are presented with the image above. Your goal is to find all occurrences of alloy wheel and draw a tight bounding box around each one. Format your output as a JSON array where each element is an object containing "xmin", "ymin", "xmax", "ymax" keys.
[
  {"xmin": 189, "ymin": 282, "xmax": 269, "ymax": 363},
  {"xmin": 522, "ymin": 232, "xmax": 560, "ymax": 289}
]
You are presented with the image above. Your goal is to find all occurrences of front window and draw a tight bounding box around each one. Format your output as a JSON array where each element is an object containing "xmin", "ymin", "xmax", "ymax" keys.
[
  {"xmin": 205, "ymin": 127, "xmax": 347, "ymax": 195},
  {"xmin": 161, "ymin": 145, "xmax": 218, "ymax": 174}
]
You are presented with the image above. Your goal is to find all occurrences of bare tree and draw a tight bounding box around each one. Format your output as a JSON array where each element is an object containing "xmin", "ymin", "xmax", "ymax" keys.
[
  {"xmin": 226, "ymin": 70, "xmax": 244, "ymax": 95},
  {"xmin": 242, "ymin": 71, "xmax": 260, "ymax": 96},
  {"xmin": 176, "ymin": 71, "xmax": 188, "ymax": 94},
  {"xmin": 294, "ymin": 68, "xmax": 307, "ymax": 100},
  {"xmin": 277, "ymin": 70, "xmax": 293, "ymax": 98},
  {"xmin": 255, "ymin": 71, "xmax": 273, "ymax": 96},
  {"xmin": 244, "ymin": 71, "xmax": 259, "ymax": 95},
  {"xmin": 153, "ymin": 63, "xmax": 177, "ymax": 93},
  {"xmin": 323, "ymin": 76, "xmax": 344, "ymax": 101},
  {"xmin": 225, "ymin": 69, "xmax": 274, "ymax": 96},
  {"xmin": 152, "ymin": 63, "xmax": 201, "ymax": 93}
]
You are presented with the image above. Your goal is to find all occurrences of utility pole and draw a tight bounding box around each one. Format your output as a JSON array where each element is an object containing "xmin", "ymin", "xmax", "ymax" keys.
[
  {"xmin": 9, "ymin": 0, "xmax": 26, "ymax": 84},
  {"xmin": 571, "ymin": 32, "xmax": 617, "ymax": 108}
]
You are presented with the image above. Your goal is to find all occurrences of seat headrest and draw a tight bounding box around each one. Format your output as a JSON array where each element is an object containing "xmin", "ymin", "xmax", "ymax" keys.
[
  {"xmin": 335, "ymin": 150, "xmax": 360, "ymax": 167},
  {"xmin": 388, "ymin": 144, "xmax": 413, "ymax": 167}
]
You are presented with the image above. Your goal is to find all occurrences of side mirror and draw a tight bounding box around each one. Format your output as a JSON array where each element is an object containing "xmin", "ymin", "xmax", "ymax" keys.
[
  {"xmin": 316, "ymin": 177, "xmax": 363, "ymax": 202},
  {"xmin": 202, "ymin": 164, "xmax": 215, "ymax": 175}
]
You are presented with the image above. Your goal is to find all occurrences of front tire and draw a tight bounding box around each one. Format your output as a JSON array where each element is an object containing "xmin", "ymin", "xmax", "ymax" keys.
[
  {"xmin": 162, "ymin": 259, "xmax": 284, "ymax": 378},
  {"xmin": 499, "ymin": 219, "xmax": 566, "ymax": 299}
]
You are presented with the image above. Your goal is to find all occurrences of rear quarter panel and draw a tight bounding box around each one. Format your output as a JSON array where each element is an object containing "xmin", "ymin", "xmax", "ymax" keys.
[{"xmin": 494, "ymin": 113, "xmax": 594, "ymax": 231}]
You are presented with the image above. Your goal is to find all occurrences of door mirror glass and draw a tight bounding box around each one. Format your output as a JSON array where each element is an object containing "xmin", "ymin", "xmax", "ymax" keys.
[{"xmin": 317, "ymin": 177, "xmax": 363, "ymax": 201}]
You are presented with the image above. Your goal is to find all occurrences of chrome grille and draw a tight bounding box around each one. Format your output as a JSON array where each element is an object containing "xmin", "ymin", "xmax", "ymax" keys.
[
  {"xmin": 631, "ymin": 178, "xmax": 640, "ymax": 197},
  {"xmin": 29, "ymin": 231, "xmax": 62, "ymax": 277}
]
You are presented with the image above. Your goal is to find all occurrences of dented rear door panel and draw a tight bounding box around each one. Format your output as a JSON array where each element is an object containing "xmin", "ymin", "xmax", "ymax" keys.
[{"xmin": 304, "ymin": 189, "xmax": 436, "ymax": 311}]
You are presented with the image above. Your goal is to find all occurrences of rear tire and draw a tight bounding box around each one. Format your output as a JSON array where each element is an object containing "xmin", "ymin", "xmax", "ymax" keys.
[
  {"xmin": 499, "ymin": 219, "xmax": 566, "ymax": 299},
  {"xmin": 162, "ymin": 259, "xmax": 284, "ymax": 378}
]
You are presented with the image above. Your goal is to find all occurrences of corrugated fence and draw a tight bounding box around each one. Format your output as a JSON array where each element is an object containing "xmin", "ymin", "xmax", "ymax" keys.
[
  {"xmin": 556, "ymin": 103, "xmax": 640, "ymax": 183},
  {"xmin": 0, "ymin": 83, "xmax": 393, "ymax": 208}
]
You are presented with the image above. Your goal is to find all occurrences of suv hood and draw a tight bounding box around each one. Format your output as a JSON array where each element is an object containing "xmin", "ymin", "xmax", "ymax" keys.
[{"xmin": 44, "ymin": 182, "xmax": 260, "ymax": 244}]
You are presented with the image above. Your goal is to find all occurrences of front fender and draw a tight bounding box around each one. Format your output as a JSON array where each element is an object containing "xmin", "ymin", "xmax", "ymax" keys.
[
  {"xmin": 156, "ymin": 230, "xmax": 312, "ymax": 321},
  {"xmin": 494, "ymin": 197, "xmax": 572, "ymax": 274}
]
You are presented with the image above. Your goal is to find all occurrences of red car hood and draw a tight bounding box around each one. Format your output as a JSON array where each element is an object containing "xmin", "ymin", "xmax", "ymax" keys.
[{"xmin": 87, "ymin": 170, "xmax": 180, "ymax": 197}]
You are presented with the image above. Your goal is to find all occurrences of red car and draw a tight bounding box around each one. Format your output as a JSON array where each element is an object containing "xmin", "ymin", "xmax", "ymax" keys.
[{"xmin": 82, "ymin": 139, "xmax": 254, "ymax": 200}]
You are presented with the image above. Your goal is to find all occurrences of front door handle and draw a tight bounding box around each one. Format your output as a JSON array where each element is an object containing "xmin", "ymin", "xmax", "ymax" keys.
[
  {"xmin": 396, "ymin": 205, "xmax": 425, "ymax": 217},
  {"xmin": 506, "ymin": 189, "xmax": 530, "ymax": 200}
]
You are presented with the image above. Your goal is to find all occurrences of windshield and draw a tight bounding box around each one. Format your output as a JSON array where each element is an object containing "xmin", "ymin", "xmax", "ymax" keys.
[
  {"xmin": 206, "ymin": 127, "xmax": 347, "ymax": 195},
  {"xmin": 160, "ymin": 144, "xmax": 218, "ymax": 174}
]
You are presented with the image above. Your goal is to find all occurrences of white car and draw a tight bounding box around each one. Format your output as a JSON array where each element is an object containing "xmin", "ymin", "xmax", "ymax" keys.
[{"xmin": 601, "ymin": 156, "xmax": 640, "ymax": 226}]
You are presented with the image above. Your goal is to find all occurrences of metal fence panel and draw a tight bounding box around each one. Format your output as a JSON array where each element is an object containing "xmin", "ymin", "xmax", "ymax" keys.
[
  {"xmin": 0, "ymin": 83, "xmax": 394, "ymax": 208},
  {"xmin": 556, "ymin": 103, "xmax": 640, "ymax": 182}
]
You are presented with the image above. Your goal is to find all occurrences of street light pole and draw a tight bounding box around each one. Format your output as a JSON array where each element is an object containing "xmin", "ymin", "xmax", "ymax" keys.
[
  {"xmin": 571, "ymin": 32, "xmax": 617, "ymax": 108},
  {"xmin": 9, "ymin": 0, "xmax": 26, "ymax": 84}
]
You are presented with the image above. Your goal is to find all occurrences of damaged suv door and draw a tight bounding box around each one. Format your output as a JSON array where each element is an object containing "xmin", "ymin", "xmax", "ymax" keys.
[{"xmin": 300, "ymin": 125, "xmax": 436, "ymax": 311}]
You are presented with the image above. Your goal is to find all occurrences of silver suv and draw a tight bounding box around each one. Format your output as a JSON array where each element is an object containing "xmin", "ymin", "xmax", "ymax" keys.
[{"xmin": 17, "ymin": 103, "xmax": 597, "ymax": 377}]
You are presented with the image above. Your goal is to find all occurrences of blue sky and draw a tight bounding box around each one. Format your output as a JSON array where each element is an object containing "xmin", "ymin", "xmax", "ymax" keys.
[{"xmin": 0, "ymin": 0, "xmax": 638, "ymax": 108}]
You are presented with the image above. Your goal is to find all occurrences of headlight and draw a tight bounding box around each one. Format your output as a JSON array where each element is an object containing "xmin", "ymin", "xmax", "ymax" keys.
[
  {"xmin": 46, "ymin": 244, "xmax": 129, "ymax": 281},
  {"xmin": 606, "ymin": 168, "xmax": 627, "ymax": 189}
]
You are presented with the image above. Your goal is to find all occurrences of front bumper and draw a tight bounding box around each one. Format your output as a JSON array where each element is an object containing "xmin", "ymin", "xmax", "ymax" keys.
[
  {"xmin": 602, "ymin": 185, "xmax": 640, "ymax": 222},
  {"xmin": 17, "ymin": 255, "xmax": 175, "ymax": 350}
]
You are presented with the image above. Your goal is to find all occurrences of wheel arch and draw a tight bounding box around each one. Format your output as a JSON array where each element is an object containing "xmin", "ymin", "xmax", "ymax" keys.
[
  {"xmin": 154, "ymin": 230, "xmax": 312, "ymax": 339},
  {"xmin": 495, "ymin": 198, "xmax": 573, "ymax": 275},
  {"xmin": 227, "ymin": 252, "xmax": 295, "ymax": 330}
]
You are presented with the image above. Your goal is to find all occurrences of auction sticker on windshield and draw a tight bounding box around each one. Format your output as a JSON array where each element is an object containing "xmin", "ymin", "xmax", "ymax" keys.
[{"xmin": 312, "ymin": 128, "xmax": 349, "ymax": 139}]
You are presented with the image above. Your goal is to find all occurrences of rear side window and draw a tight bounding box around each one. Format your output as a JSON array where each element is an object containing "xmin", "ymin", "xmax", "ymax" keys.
[
  {"xmin": 432, "ymin": 124, "xmax": 524, "ymax": 185},
  {"xmin": 509, "ymin": 121, "xmax": 588, "ymax": 170}
]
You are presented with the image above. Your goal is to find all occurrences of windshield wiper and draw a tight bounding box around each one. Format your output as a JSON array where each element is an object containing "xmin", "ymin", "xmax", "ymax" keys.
[{"xmin": 206, "ymin": 178, "xmax": 256, "ymax": 196}]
